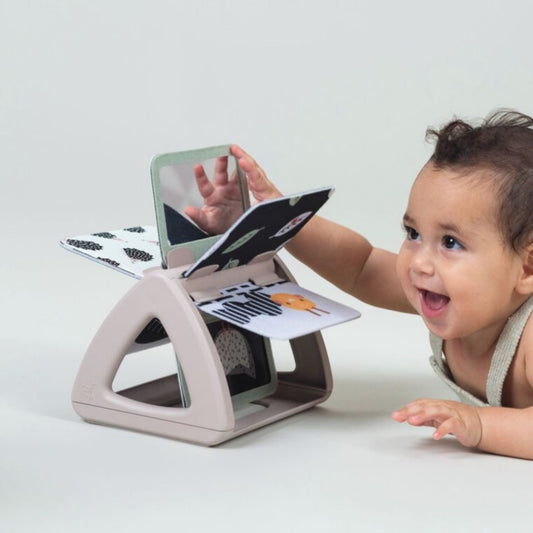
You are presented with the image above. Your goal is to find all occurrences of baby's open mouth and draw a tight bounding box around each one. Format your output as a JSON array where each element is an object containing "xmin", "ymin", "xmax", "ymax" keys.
[{"xmin": 420, "ymin": 289, "xmax": 450, "ymax": 311}]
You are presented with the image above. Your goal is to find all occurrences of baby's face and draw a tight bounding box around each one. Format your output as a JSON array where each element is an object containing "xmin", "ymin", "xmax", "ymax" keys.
[{"xmin": 396, "ymin": 162, "xmax": 526, "ymax": 341}]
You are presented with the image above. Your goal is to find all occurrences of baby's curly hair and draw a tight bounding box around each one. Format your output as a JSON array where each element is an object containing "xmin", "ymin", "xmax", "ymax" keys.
[{"xmin": 427, "ymin": 109, "xmax": 533, "ymax": 251}]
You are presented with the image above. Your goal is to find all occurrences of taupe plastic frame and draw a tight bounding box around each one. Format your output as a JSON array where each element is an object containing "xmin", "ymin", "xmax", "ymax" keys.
[{"xmin": 71, "ymin": 251, "xmax": 333, "ymax": 446}]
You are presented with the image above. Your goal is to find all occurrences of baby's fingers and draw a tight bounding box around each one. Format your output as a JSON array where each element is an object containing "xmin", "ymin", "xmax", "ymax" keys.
[
  {"xmin": 392, "ymin": 399, "xmax": 455, "ymax": 431},
  {"xmin": 194, "ymin": 164, "xmax": 215, "ymax": 198},
  {"xmin": 392, "ymin": 399, "xmax": 435, "ymax": 424},
  {"xmin": 393, "ymin": 399, "xmax": 482, "ymax": 448},
  {"xmin": 434, "ymin": 416, "xmax": 481, "ymax": 447},
  {"xmin": 213, "ymin": 156, "xmax": 229, "ymax": 185},
  {"xmin": 231, "ymin": 144, "xmax": 281, "ymax": 201},
  {"xmin": 432, "ymin": 417, "xmax": 459, "ymax": 440}
]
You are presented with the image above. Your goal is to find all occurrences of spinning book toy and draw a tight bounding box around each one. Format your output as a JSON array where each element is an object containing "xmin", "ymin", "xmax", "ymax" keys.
[{"xmin": 60, "ymin": 144, "xmax": 361, "ymax": 446}]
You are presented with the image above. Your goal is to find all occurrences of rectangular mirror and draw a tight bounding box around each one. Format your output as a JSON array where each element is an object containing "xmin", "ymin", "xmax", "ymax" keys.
[{"xmin": 151, "ymin": 145, "xmax": 250, "ymax": 267}]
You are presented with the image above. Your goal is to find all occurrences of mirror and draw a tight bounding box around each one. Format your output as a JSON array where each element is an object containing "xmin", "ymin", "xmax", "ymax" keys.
[{"xmin": 151, "ymin": 145, "xmax": 250, "ymax": 267}]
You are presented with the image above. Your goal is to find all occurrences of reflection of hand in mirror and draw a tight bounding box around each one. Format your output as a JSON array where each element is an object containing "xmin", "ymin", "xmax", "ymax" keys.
[
  {"xmin": 183, "ymin": 155, "xmax": 243, "ymax": 235},
  {"xmin": 184, "ymin": 145, "xmax": 283, "ymax": 235}
]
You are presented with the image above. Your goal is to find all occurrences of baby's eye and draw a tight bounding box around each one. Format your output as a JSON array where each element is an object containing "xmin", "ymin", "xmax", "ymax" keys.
[
  {"xmin": 442, "ymin": 235, "xmax": 463, "ymax": 250},
  {"xmin": 404, "ymin": 226, "xmax": 420, "ymax": 241}
]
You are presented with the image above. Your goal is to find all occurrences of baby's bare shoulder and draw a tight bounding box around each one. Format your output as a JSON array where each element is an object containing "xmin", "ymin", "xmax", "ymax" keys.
[{"xmin": 521, "ymin": 314, "xmax": 533, "ymax": 388}]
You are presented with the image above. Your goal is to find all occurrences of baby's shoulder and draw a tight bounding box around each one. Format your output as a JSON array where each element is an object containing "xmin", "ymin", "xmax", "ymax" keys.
[
  {"xmin": 500, "ymin": 312, "xmax": 533, "ymax": 406},
  {"xmin": 520, "ymin": 313, "xmax": 533, "ymax": 387}
]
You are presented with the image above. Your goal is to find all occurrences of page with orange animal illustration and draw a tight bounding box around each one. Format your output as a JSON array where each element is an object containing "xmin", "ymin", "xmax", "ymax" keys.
[{"xmin": 196, "ymin": 280, "xmax": 361, "ymax": 340}]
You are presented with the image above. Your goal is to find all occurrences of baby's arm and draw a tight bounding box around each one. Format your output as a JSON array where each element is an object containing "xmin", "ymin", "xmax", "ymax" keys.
[
  {"xmin": 186, "ymin": 145, "xmax": 412, "ymax": 312},
  {"xmin": 233, "ymin": 145, "xmax": 414, "ymax": 313},
  {"xmin": 393, "ymin": 316, "xmax": 533, "ymax": 459},
  {"xmin": 392, "ymin": 400, "xmax": 533, "ymax": 459},
  {"xmin": 476, "ymin": 406, "xmax": 533, "ymax": 458},
  {"xmin": 285, "ymin": 217, "xmax": 412, "ymax": 312}
]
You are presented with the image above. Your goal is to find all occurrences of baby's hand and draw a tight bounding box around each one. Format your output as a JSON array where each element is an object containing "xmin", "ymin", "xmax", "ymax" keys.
[
  {"xmin": 184, "ymin": 145, "xmax": 282, "ymax": 235},
  {"xmin": 231, "ymin": 144, "xmax": 282, "ymax": 202},
  {"xmin": 392, "ymin": 398, "xmax": 482, "ymax": 448}
]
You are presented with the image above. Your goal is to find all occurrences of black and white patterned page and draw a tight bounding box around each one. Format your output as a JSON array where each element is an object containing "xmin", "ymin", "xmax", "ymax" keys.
[
  {"xmin": 183, "ymin": 187, "xmax": 334, "ymax": 278},
  {"xmin": 60, "ymin": 225, "xmax": 162, "ymax": 278}
]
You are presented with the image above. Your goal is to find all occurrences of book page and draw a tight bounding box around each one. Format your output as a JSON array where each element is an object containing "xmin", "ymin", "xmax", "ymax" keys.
[
  {"xmin": 196, "ymin": 280, "xmax": 360, "ymax": 340},
  {"xmin": 183, "ymin": 187, "xmax": 334, "ymax": 278},
  {"xmin": 60, "ymin": 225, "xmax": 161, "ymax": 279}
]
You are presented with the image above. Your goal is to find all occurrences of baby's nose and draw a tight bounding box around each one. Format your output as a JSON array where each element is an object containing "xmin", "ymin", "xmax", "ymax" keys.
[{"xmin": 411, "ymin": 247, "xmax": 435, "ymax": 276}]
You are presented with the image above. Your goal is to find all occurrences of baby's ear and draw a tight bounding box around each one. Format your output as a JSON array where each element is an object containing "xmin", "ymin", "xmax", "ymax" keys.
[{"xmin": 517, "ymin": 244, "xmax": 533, "ymax": 295}]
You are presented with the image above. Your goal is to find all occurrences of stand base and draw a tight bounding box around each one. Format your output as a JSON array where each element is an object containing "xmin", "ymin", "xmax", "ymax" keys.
[
  {"xmin": 71, "ymin": 260, "xmax": 333, "ymax": 446},
  {"xmin": 73, "ymin": 376, "xmax": 327, "ymax": 446}
]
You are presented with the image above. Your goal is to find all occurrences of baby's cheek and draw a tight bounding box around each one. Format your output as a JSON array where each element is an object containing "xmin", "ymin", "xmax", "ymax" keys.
[
  {"xmin": 395, "ymin": 253, "xmax": 416, "ymax": 302},
  {"xmin": 395, "ymin": 251, "xmax": 409, "ymax": 285}
]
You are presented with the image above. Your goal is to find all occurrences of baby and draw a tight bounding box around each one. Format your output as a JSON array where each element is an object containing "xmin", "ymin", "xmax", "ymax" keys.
[{"xmin": 186, "ymin": 111, "xmax": 533, "ymax": 460}]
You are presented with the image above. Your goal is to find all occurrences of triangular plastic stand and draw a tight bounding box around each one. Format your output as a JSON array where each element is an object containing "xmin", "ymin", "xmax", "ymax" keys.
[{"xmin": 71, "ymin": 258, "xmax": 333, "ymax": 446}]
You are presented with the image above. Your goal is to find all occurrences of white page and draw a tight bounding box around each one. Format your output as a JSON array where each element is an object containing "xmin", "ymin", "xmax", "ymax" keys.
[
  {"xmin": 196, "ymin": 280, "xmax": 361, "ymax": 340},
  {"xmin": 60, "ymin": 225, "xmax": 161, "ymax": 279}
]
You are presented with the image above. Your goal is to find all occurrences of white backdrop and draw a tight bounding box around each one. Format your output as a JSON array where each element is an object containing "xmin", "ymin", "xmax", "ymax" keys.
[{"xmin": 3, "ymin": 1, "xmax": 533, "ymax": 532}]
